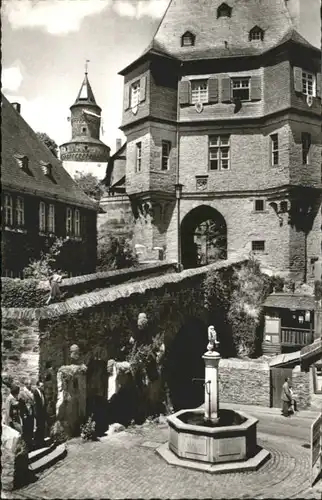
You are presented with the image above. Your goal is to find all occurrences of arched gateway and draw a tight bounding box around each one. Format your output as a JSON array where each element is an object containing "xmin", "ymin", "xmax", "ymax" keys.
[{"xmin": 181, "ymin": 205, "xmax": 227, "ymax": 269}]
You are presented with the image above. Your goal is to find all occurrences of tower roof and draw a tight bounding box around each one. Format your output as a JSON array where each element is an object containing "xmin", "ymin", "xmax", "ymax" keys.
[{"xmin": 72, "ymin": 72, "xmax": 99, "ymax": 108}]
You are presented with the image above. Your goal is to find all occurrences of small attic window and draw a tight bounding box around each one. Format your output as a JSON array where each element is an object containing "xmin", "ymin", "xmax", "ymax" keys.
[
  {"xmin": 181, "ymin": 31, "xmax": 195, "ymax": 47},
  {"xmin": 40, "ymin": 161, "xmax": 52, "ymax": 177},
  {"xmin": 217, "ymin": 3, "xmax": 232, "ymax": 18},
  {"xmin": 15, "ymin": 154, "xmax": 29, "ymax": 170},
  {"xmin": 249, "ymin": 26, "xmax": 264, "ymax": 41}
]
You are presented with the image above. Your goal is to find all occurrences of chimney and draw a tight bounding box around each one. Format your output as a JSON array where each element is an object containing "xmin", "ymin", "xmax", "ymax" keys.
[
  {"xmin": 116, "ymin": 138, "xmax": 122, "ymax": 151},
  {"xmin": 12, "ymin": 102, "xmax": 21, "ymax": 114}
]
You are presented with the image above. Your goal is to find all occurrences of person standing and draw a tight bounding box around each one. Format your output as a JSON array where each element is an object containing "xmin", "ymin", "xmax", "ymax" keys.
[
  {"xmin": 4, "ymin": 385, "xmax": 23, "ymax": 433},
  {"xmin": 33, "ymin": 380, "xmax": 47, "ymax": 446},
  {"xmin": 19, "ymin": 378, "xmax": 35, "ymax": 450},
  {"xmin": 281, "ymin": 377, "xmax": 292, "ymax": 417}
]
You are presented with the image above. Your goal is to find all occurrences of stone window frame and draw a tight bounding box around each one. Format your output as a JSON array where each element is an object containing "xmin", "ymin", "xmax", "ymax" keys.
[
  {"xmin": 270, "ymin": 133, "xmax": 279, "ymax": 166},
  {"xmin": 191, "ymin": 79, "xmax": 209, "ymax": 104},
  {"xmin": 254, "ymin": 199, "xmax": 265, "ymax": 212},
  {"xmin": 136, "ymin": 142, "xmax": 142, "ymax": 173},
  {"xmin": 302, "ymin": 71, "xmax": 316, "ymax": 97},
  {"xmin": 130, "ymin": 80, "xmax": 141, "ymax": 109},
  {"xmin": 39, "ymin": 201, "xmax": 46, "ymax": 232},
  {"xmin": 252, "ymin": 240, "xmax": 265, "ymax": 252},
  {"xmin": 4, "ymin": 193, "xmax": 14, "ymax": 226},
  {"xmin": 208, "ymin": 135, "xmax": 230, "ymax": 171},
  {"xmin": 161, "ymin": 140, "xmax": 171, "ymax": 171},
  {"xmin": 16, "ymin": 196, "xmax": 25, "ymax": 227},
  {"xmin": 74, "ymin": 209, "xmax": 81, "ymax": 237},
  {"xmin": 231, "ymin": 77, "xmax": 250, "ymax": 102},
  {"xmin": 301, "ymin": 132, "xmax": 311, "ymax": 165},
  {"xmin": 48, "ymin": 203, "xmax": 55, "ymax": 234}
]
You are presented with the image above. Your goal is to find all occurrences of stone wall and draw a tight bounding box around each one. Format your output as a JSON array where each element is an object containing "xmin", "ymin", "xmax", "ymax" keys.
[
  {"xmin": 1, "ymin": 425, "xmax": 29, "ymax": 491},
  {"xmin": 2, "ymin": 313, "xmax": 39, "ymax": 409},
  {"xmin": 292, "ymin": 365, "xmax": 311, "ymax": 409},
  {"xmin": 219, "ymin": 358, "xmax": 270, "ymax": 407}
]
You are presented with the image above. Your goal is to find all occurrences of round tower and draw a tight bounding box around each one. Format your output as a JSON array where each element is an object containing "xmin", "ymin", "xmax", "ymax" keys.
[{"xmin": 60, "ymin": 69, "xmax": 110, "ymax": 179}]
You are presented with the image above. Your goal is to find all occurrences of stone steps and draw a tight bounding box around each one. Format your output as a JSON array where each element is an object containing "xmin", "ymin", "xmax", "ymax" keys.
[{"xmin": 28, "ymin": 442, "xmax": 67, "ymax": 475}]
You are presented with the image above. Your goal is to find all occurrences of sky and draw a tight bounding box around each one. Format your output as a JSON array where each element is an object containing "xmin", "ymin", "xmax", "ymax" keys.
[
  {"xmin": 2, "ymin": 0, "xmax": 169, "ymax": 154},
  {"xmin": 2, "ymin": 0, "xmax": 321, "ymax": 156}
]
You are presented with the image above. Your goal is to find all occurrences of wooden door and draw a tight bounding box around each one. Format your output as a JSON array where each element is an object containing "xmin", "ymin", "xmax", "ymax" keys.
[{"xmin": 270, "ymin": 367, "xmax": 293, "ymax": 408}]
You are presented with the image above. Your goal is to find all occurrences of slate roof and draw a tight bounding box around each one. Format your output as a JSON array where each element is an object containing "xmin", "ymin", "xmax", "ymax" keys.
[
  {"xmin": 72, "ymin": 73, "xmax": 100, "ymax": 109},
  {"xmin": 119, "ymin": 0, "xmax": 320, "ymax": 74},
  {"xmin": 1, "ymin": 94, "xmax": 98, "ymax": 210},
  {"xmin": 264, "ymin": 293, "xmax": 316, "ymax": 311},
  {"xmin": 300, "ymin": 339, "xmax": 322, "ymax": 360}
]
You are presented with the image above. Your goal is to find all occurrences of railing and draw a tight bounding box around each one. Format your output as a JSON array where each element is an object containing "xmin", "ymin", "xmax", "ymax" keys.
[{"xmin": 281, "ymin": 327, "xmax": 314, "ymax": 346}]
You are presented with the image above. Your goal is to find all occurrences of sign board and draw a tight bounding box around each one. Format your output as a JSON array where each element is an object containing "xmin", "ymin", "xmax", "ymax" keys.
[{"xmin": 311, "ymin": 413, "xmax": 322, "ymax": 486}]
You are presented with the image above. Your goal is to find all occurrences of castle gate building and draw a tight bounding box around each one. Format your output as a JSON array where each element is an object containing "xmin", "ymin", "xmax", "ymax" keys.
[{"xmin": 119, "ymin": 0, "xmax": 321, "ymax": 280}]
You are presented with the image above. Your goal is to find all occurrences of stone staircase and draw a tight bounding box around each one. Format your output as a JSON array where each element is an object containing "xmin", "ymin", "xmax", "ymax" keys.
[{"xmin": 28, "ymin": 438, "xmax": 67, "ymax": 475}]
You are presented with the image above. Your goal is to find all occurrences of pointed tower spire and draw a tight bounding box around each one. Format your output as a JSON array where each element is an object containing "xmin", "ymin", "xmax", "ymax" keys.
[{"xmin": 74, "ymin": 61, "xmax": 97, "ymax": 106}]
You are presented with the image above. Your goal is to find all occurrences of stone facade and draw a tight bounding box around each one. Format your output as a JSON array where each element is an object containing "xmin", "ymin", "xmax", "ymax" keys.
[{"xmin": 118, "ymin": 0, "xmax": 322, "ymax": 279}]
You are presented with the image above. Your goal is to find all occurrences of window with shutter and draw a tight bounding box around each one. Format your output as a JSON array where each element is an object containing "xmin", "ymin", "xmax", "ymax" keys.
[
  {"xmin": 179, "ymin": 80, "xmax": 191, "ymax": 105},
  {"xmin": 191, "ymin": 80, "xmax": 208, "ymax": 103},
  {"xmin": 302, "ymin": 71, "xmax": 316, "ymax": 96},
  {"xmin": 293, "ymin": 67, "xmax": 303, "ymax": 93},
  {"xmin": 139, "ymin": 76, "xmax": 147, "ymax": 102},
  {"xmin": 130, "ymin": 80, "xmax": 140, "ymax": 109},
  {"xmin": 221, "ymin": 77, "xmax": 232, "ymax": 103},
  {"xmin": 208, "ymin": 78, "xmax": 219, "ymax": 103},
  {"xmin": 124, "ymin": 85, "xmax": 130, "ymax": 110},
  {"xmin": 250, "ymin": 75, "xmax": 262, "ymax": 101}
]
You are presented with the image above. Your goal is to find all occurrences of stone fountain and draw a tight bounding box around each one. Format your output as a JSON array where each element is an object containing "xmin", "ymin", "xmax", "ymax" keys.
[{"xmin": 157, "ymin": 327, "xmax": 270, "ymax": 473}]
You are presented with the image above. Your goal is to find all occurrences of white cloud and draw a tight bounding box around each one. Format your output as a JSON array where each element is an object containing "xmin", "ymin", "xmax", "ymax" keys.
[
  {"xmin": 113, "ymin": 0, "xmax": 168, "ymax": 19},
  {"xmin": 3, "ymin": 0, "xmax": 168, "ymax": 35},
  {"xmin": 2, "ymin": 65, "xmax": 23, "ymax": 92},
  {"xmin": 3, "ymin": 0, "xmax": 110, "ymax": 35}
]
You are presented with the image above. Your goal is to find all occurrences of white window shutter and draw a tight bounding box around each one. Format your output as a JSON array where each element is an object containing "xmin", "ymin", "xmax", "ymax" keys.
[
  {"xmin": 124, "ymin": 85, "xmax": 130, "ymax": 110},
  {"xmin": 293, "ymin": 67, "xmax": 302, "ymax": 93},
  {"xmin": 139, "ymin": 76, "xmax": 147, "ymax": 102}
]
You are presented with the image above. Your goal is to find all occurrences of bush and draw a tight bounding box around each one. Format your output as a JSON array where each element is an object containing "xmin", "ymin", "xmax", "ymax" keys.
[
  {"xmin": 50, "ymin": 421, "xmax": 67, "ymax": 444},
  {"xmin": 80, "ymin": 416, "xmax": 96, "ymax": 441},
  {"xmin": 1, "ymin": 278, "xmax": 47, "ymax": 307},
  {"xmin": 97, "ymin": 236, "xmax": 138, "ymax": 271},
  {"xmin": 23, "ymin": 237, "xmax": 66, "ymax": 279}
]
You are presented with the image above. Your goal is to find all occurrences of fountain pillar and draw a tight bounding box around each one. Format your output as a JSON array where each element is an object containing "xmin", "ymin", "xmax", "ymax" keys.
[{"xmin": 202, "ymin": 350, "xmax": 220, "ymax": 423}]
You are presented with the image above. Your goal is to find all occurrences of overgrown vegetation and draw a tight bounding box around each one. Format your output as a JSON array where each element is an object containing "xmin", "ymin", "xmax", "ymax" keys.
[
  {"xmin": 23, "ymin": 237, "xmax": 66, "ymax": 279},
  {"xmin": 204, "ymin": 258, "xmax": 272, "ymax": 357},
  {"xmin": 36, "ymin": 132, "xmax": 58, "ymax": 158},
  {"xmin": 80, "ymin": 416, "xmax": 97, "ymax": 441},
  {"xmin": 74, "ymin": 172, "xmax": 104, "ymax": 201},
  {"xmin": 96, "ymin": 235, "xmax": 138, "ymax": 271}
]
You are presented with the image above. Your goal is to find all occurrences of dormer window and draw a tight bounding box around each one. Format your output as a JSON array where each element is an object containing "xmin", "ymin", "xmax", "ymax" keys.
[
  {"xmin": 40, "ymin": 161, "xmax": 52, "ymax": 177},
  {"xmin": 15, "ymin": 154, "xmax": 29, "ymax": 170},
  {"xmin": 181, "ymin": 31, "xmax": 195, "ymax": 47},
  {"xmin": 217, "ymin": 3, "xmax": 232, "ymax": 18},
  {"xmin": 249, "ymin": 26, "xmax": 264, "ymax": 41}
]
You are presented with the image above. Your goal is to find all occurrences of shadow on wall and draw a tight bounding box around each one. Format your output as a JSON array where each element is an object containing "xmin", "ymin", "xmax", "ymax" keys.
[{"xmin": 164, "ymin": 317, "xmax": 208, "ymax": 411}]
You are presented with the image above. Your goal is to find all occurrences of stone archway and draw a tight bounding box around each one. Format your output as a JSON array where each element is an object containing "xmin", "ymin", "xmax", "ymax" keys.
[
  {"xmin": 164, "ymin": 317, "xmax": 208, "ymax": 411},
  {"xmin": 181, "ymin": 205, "xmax": 227, "ymax": 269}
]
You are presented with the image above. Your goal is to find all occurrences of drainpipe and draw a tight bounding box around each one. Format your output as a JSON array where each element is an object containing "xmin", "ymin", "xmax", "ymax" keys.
[{"xmin": 175, "ymin": 63, "xmax": 184, "ymax": 272}]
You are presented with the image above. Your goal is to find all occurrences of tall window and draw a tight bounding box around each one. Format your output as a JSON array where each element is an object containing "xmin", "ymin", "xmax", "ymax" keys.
[
  {"xmin": 302, "ymin": 71, "xmax": 315, "ymax": 96},
  {"xmin": 302, "ymin": 133, "xmax": 311, "ymax": 164},
  {"xmin": 16, "ymin": 197, "xmax": 25, "ymax": 226},
  {"xmin": 74, "ymin": 209, "xmax": 80, "ymax": 236},
  {"xmin": 161, "ymin": 141, "xmax": 171, "ymax": 170},
  {"xmin": 136, "ymin": 142, "xmax": 142, "ymax": 172},
  {"xmin": 48, "ymin": 204, "xmax": 55, "ymax": 233},
  {"xmin": 209, "ymin": 135, "xmax": 230, "ymax": 170},
  {"xmin": 66, "ymin": 207, "xmax": 73, "ymax": 235},
  {"xmin": 232, "ymin": 78, "xmax": 250, "ymax": 101},
  {"xmin": 191, "ymin": 80, "xmax": 208, "ymax": 104},
  {"xmin": 39, "ymin": 201, "xmax": 46, "ymax": 231},
  {"xmin": 130, "ymin": 80, "xmax": 140, "ymax": 108},
  {"xmin": 4, "ymin": 194, "xmax": 13, "ymax": 225},
  {"xmin": 270, "ymin": 134, "xmax": 279, "ymax": 166}
]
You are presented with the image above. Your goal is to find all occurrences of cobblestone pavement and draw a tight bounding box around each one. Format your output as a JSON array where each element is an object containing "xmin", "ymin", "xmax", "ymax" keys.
[{"xmin": 14, "ymin": 420, "xmax": 321, "ymax": 500}]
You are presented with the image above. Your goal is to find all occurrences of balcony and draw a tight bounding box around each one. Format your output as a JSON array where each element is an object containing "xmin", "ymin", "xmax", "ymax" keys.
[{"xmin": 281, "ymin": 327, "xmax": 314, "ymax": 347}]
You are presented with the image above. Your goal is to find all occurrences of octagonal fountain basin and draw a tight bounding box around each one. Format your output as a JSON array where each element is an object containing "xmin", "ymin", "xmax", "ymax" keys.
[{"xmin": 167, "ymin": 408, "xmax": 258, "ymax": 464}]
